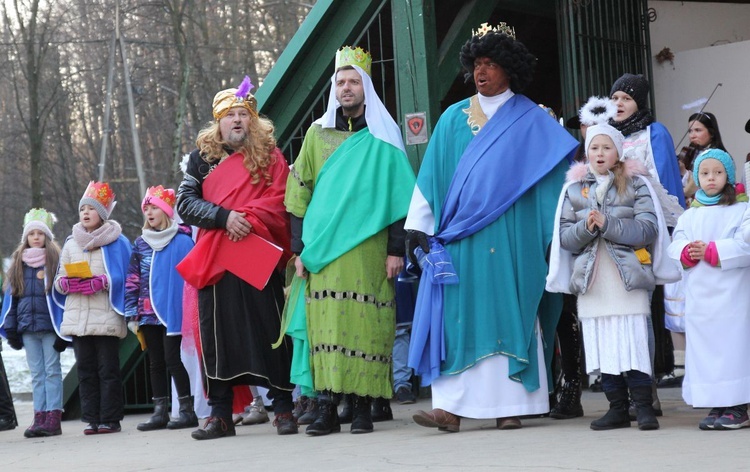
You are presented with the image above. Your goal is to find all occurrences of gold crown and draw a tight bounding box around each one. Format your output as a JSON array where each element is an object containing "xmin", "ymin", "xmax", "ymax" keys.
[
  {"xmin": 335, "ymin": 46, "xmax": 372, "ymax": 76},
  {"xmin": 472, "ymin": 22, "xmax": 516, "ymax": 40}
]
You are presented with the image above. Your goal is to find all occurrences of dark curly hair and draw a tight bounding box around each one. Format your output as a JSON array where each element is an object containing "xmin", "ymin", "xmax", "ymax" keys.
[{"xmin": 459, "ymin": 32, "xmax": 536, "ymax": 93}]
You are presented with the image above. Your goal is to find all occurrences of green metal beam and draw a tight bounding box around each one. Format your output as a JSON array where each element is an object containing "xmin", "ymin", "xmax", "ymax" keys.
[
  {"xmin": 392, "ymin": 0, "xmax": 439, "ymax": 172},
  {"xmin": 256, "ymin": 0, "xmax": 387, "ymax": 148}
]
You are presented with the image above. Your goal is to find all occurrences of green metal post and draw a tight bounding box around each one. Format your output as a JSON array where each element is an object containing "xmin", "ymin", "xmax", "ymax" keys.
[{"xmin": 391, "ymin": 0, "xmax": 439, "ymax": 173}]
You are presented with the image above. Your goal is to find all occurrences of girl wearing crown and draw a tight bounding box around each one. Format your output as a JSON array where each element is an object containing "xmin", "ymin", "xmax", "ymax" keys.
[
  {"xmin": 54, "ymin": 181, "xmax": 131, "ymax": 435},
  {"xmin": 125, "ymin": 186, "xmax": 197, "ymax": 432},
  {"xmin": 1, "ymin": 208, "xmax": 66, "ymax": 437}
]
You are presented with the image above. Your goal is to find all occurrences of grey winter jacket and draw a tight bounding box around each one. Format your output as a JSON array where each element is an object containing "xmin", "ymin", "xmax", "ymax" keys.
[{"xmin": 559, "ymin": 162, "xmax": 658, "ymax": 295}]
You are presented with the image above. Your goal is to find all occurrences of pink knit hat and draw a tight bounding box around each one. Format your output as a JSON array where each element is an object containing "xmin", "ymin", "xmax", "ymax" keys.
[{"xmin": 141, "ymin": 185, "xmax": 176, "ymax": 219}]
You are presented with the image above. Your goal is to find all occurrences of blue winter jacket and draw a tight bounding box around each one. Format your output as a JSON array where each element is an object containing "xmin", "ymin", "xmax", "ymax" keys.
[{"xmin": 2, "ymin": 264, "xmax": 54, "ymax": 334}]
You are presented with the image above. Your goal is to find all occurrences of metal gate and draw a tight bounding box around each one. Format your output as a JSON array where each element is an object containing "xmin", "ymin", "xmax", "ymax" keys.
[{"xmin": 556, "ymin": 0, "xmax": 654, "ymax": 124}]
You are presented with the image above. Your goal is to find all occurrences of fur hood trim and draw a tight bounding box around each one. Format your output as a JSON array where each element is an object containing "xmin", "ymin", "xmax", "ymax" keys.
[{"xmin": 565, "ymin": 158, "xmax": 650, "ymax": 183}]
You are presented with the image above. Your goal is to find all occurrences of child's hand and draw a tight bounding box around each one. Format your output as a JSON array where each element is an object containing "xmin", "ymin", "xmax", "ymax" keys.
[
  {"xmin": 688, "ymin": 241, "xmax": 707, "ymax": 261},
  {"xmin": 587, "ymin": 210, "xmax": 605, "ymax": 232}
]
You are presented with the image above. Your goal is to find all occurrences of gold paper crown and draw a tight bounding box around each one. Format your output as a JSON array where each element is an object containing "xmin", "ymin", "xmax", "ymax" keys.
[
  {"xmin": 335, "ymin": 46, "xmax": 372, "ymax": 76},
  {"xmin": 472, "ymin": 22, "xmax": 516, "ymax": 40}
]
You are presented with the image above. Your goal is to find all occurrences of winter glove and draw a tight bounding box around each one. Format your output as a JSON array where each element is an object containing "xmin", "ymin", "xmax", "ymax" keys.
[
  {"xmin": 405, "ymin": 230, "xmax": 430, "ymax": 266},
  {"xmin": 127, "ymin": 321, "xmax": 139, "ymax": 336},
  {"xmin": 53, "ymin": 337, "xmax": 71, "ymax": 352},
  {"xmin": 80, "ymin": 274, "xmax": 109, "ymax": 296},
  {"xmin": 5, "ymin": 330, "xmax": 23, "ymax": 350},
  {"xmin": 58, "ymin": 276, "xmax": 84, "ymax": 294}
]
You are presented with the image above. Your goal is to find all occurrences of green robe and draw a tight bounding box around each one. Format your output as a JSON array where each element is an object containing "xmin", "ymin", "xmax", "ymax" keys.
[{"xmin": 285, "ymin": 124, "xmax": 415, "ymax": 398}]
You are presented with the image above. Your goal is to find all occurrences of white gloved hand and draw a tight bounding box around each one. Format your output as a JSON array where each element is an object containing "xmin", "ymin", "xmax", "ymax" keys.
[{"xmin": 127, "ymin": 321, "xmax": 139, "ymax": 335}]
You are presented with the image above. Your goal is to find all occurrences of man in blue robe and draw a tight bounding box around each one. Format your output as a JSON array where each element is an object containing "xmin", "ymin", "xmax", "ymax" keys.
[{"xmin": 405, "ymin": 22, "xmax": 578, "ymax": 431}]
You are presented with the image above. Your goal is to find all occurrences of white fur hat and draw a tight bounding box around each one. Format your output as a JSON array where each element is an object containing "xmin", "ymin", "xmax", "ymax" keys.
[{"xmin": 585, "ymin": 123, "xmax": 625, "ymax": 161}]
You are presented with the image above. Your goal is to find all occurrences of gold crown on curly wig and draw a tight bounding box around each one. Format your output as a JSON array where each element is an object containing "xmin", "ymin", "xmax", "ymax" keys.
[
  {"xmin": 335, "ymin": 46, "xmax": 372, "ymax": 76},
  {"xmin": 472, "ymin": 22, "xmax": 516, "ymax": 40}
]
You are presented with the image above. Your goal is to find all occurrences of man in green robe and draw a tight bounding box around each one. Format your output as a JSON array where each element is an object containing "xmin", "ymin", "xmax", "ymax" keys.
[{"xmin": 284, "ymin": 46, "xmax": 415, "ymax": 436}]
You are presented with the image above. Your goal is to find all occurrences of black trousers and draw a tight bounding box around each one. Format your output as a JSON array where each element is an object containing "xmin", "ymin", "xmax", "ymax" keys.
[
  {"xmin": 0, "ymin": 346, "xmax": 17, "ymax": 425},
  {"xmin": 140, "ymin": 325, "xmax": 191, "ymax": 398},
  {"xmin": 73, "ymin": 336, "xmax": 123, "ymax": 423}
]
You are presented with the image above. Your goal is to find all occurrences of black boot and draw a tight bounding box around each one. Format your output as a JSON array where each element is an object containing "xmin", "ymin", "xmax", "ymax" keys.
[
  {"xmin": 630, "ymin": 386, "xmax": 660, "ymax": 430},
  {"xmin": 590, "ymin": 389, "xmax": 631, "ymax": 431},
  {"xmin": 137, "ymin": 397, "xmax": 170, "ymax": 431},
  {"xmin": 167, "ymin": 395, "xmax": 199, "ymax": 430},
  {"xmin": 305, "ymin": 398, "xmax": 341, "ymax": 436},
  {"xmin": 350, "ymin": 395, "xmax": 374, "ymax": 434},
  {"xmin": 550, "ymin": 378, "xmax": 583, "ymax": 419},
  {"xmin": 338, "ymin": 394, "xmax": 352, "ymax": 424},
  {"xmin": 371, "ymin": 397, "xmax": 393, "ymax": 422}
]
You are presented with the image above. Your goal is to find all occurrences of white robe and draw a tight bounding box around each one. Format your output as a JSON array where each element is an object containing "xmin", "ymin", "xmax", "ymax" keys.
[
  {"xmin": 431, "ymin": 322, "xmax": 549, "ymax": 419},
  {"xmin": 668, "ymin": 202, "xmax": 750, "ymax": 407}
]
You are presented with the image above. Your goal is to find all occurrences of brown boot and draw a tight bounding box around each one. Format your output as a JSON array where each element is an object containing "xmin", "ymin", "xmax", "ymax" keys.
[{"xmin": 412, "ymin": 408, "xmax": 460, "ymax": 432}]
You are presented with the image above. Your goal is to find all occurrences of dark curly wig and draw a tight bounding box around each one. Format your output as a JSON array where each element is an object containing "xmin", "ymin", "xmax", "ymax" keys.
[{"xmin": 459, "ymin": 32, "xmax": 536, "ymax": 93}]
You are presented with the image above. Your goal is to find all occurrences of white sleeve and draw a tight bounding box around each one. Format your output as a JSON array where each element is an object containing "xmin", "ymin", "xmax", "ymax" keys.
[{"xmin": 404, "ymin": 186, "xmax": 435, "ymax": 235}]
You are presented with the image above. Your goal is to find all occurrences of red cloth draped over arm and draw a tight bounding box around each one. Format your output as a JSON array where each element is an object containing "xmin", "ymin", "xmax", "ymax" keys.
[{"xmin": 177, "ymin": 149, "xmax": 291, "ymax": 288}]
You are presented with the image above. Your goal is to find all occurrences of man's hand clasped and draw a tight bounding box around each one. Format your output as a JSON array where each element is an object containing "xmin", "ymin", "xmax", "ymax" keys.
[{"xmin": 226, "ymin": 210, "xmax": 252, "ymax": 242}]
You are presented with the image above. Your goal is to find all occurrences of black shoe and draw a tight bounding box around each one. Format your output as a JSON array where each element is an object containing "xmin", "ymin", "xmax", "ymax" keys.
[
  {"xmin": 167, "ymin": 395, "xmax": 199, "ymax": 430},
  {"xmin": 306, "ymin": 400, "xmax": 341, "ymax": 436},
  {"xmin": 191, "ymin": 417, "xmax": 236, "ymax": 440},
  {"xmin": 274, "ymin": 412, "xmax": 298, "ymax": 435},
  {"xmin": 137, "ymin": 397, "xmax": 170, "ymax": 431},
  {"xmin": 0, "ymin": 417, "xmax": 16, "ymax": 432},
  {"xmin": 550, "ymin": 379, "xmax": 583, "ymax": 419},
  {"xmin": 350, "ymin": 395, "xmax": 374, "ymax": 434},
  {"xmin": 395, "ymin": 386, "xmax": 417, "ymax": 405},
  {"xmin": 630, "ymin": 386, "xmax": 660, "ymax": 430},
  {"xmin": 83, "ymin": 423, "xmax": 99, "ymax": 435},
  {"xmin": 97, "ymin": 422, "xmax": 122, "ymax": 434},
  {"xmin": 338, "ymin": 394, "xmax": 352, "ymax": 424},
  {"xmin": 590, "ymin": 389, "xmax": 631, "ymax": 431},
  {"xmin": 371, "ymin": 397, "xmax": 393, "ymax": 422}
]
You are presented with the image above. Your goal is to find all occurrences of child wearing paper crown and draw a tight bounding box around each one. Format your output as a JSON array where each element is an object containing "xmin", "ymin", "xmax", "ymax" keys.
[
  {"xmin": 549, "ymin": 124, "xmax": 671, "ymax": 432},
  {"xmin": 1, "ymin": 208, "xmax": 67, "ymax": 437},
  {"xmin": 125, "ymin": 186, "xmax": 197, "ymax": 431},
  {"xmin": 668, "ymin": 149, "xmax": 750, "ymax": 431},
  {"xmin": 54, "ymin": 181, "xmax": 131, "ymax": 435}
]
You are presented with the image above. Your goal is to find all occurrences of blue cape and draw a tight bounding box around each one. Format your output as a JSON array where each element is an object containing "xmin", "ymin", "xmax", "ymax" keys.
[
  {"xmin": 649, "ymin": 122, "xmax": 686, "ymax": 208},
  {"xmin": 150, "ymin": 232, "xmax": 194, "ymax": 335},
  {"xmin": 1, "ymin": 282, "xmax": 68, "ymax": 342}
]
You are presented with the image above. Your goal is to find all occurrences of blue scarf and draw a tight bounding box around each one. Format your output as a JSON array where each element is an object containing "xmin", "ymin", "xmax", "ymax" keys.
[{"xmin": 693, "ymin": 189, "xmax": 721, "ymax": 206}]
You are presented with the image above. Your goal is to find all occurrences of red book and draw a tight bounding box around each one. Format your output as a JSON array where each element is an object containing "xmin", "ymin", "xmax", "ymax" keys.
[{"xmin": 214, "ymin": 232, "xmax": 283, "ymax": 290}]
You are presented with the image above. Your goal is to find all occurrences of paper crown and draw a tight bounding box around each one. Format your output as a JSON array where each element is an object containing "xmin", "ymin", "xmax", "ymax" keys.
[
  {"xmin": 335, "ymin": 46, "xmax": 372, "ymax": 76},
  {"xmin": 79, "ymin": 181, "xmax": 116, "ymax": 220},
  {"xmin": 472, "ymin": 22, "xmax": 516, "ymax": 40},
  {"xmin": 24, "ymin": 208, "xmax": 56, "ymax": 230},
  {"xmin": 22, "ymin": 208, "xmax": 56, "ymax": 243},
  {"xmin": 141, "ymin": 185, "xmax": 176, "ymax": 218},
  {"xmin": 212, "ymin": 76, "xmax": 258, "ymax": 121}
]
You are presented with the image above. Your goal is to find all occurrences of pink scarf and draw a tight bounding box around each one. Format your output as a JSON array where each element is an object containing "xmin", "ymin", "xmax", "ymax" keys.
[{"xmin": 22, "ymin": 248, "xmax": 46, "ymax": 268}]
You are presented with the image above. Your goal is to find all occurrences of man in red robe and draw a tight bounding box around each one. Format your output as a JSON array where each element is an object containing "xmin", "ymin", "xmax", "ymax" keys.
[{"xmin": 176, "ymin": 79, "xmax": 296, "ymax": 439}]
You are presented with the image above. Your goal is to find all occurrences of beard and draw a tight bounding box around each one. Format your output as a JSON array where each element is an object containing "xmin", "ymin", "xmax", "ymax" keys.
[{"xmin": 225, "ymin": 128, "xmax": 250, "ymax": 149}]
